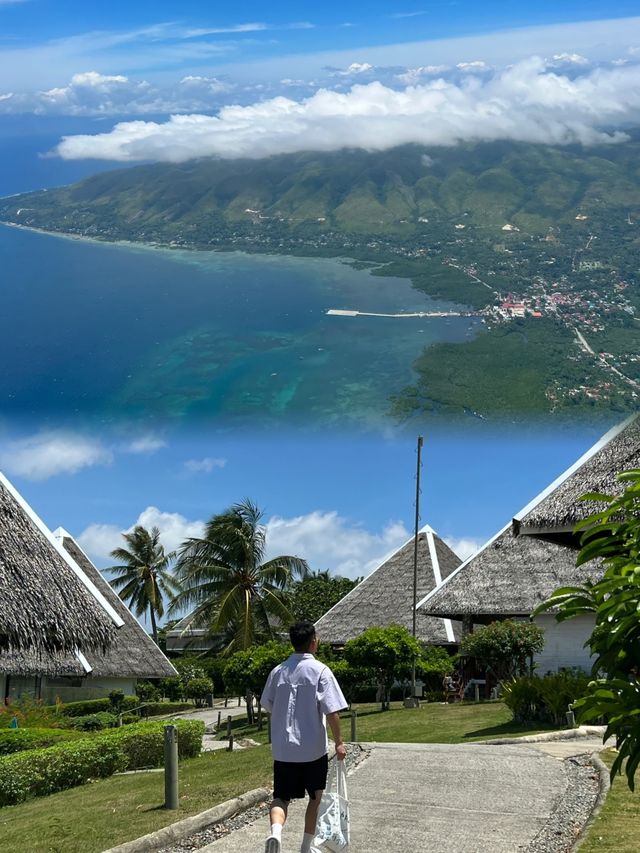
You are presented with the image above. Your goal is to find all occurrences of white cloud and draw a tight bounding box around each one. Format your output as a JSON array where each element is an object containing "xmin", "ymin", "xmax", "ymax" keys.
[
  {"xmin": 443, "ymin": 536, "xmax": 483, "ymax": 561},
  {"xmin": 0, "ymin": 68, "xmax": 240, "ymax": 116},
  {"xmin": 124, "ymin": 435, "xmax": 167, "ymax": 454},
  {"xmin": 78, "ymin": 505, "xmax": 205, "ymax": 560},
  {"xmin": 184, "ymin": 23, "xmax": 269, "ymax": 37},
  {"xmin": 184, "ymin": 456, "xmax": 227, "ymax": 474},
  {"xmin": 265, "ymin": 511, "xmax": 410, "ymax": 579},
  {"xmin": 456, "ymin": 60, "xmax": 490, "ymax": 72},
  {"xmin": 333, "ymin": 62, "xmax": 374, "ymax": 76},
  {"xmin": 76, "ymin": 523, "xmax": 124, "ymax": 560},
  {"xmin": 390, "ymin": 10, "xmax": 427, "ymax": 19},
  {"xmin": 550, "ymin": 52, "xmax": 590, "ymax": 66},
  {"xmin": 395, "ymin": 65, "xmax": 450, "ymax": 84},
  {"xmin": 0, "ymin": 432, "xmax": 113, "ymax": 481},
  {"xmin": 53, "ymin": 58, "xmax": 640, "ymax": 162}
]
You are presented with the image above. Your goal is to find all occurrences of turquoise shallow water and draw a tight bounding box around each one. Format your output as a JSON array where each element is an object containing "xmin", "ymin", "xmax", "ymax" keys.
[{"xmin": 0, "ymin": 225, "xmax": 479, "ymax": 428}]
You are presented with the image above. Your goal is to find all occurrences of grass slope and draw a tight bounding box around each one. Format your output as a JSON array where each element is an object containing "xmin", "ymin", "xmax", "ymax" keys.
[
  {"xmin": 579, "ymin": 751, "xmax": 640, "ymax": 853},
  {"xmin": 0, "ymin": 746, "xmax": 273, "ymax": 853}
]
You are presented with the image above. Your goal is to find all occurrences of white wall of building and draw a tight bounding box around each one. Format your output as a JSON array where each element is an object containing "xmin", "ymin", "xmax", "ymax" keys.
[{"xmin": 533, "ymin": 613, "xmax": 595, "ymax": 673}]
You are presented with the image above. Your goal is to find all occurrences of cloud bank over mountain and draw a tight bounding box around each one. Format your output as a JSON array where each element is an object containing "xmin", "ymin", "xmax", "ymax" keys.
[{"xmin": 51, "ymin": 58, "xmax": 640, "ymax": 162}]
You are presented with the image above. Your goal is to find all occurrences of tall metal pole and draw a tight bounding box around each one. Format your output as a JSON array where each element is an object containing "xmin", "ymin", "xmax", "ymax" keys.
[{"xmin": 411, "ymin": 436, "xmax": 424, "ymax": 699}]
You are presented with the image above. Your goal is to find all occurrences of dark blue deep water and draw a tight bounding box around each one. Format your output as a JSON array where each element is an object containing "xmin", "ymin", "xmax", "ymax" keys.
[{"xmin": 0, "ymin": 224, "xmax": 479, "ymax": 428}]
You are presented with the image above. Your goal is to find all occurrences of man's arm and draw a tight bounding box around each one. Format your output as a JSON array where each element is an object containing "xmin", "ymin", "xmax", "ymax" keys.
[{"xmin": 326, "ymin": 711, "xmax": 347, "ymax": 760}]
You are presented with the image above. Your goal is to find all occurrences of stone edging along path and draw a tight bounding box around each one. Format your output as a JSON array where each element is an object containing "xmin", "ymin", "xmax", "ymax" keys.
[{"xmin": 101, "ymin": 787, "xmax": 269, "ymax": 853}]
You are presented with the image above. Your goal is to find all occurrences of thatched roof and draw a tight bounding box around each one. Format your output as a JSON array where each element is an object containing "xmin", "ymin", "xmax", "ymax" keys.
[
  {"xmin": 516, "ymin": 415, "xmax": 640, "ymax": 533},
  {"xmin": 315, "ymin": 526, "xmax": 461, "ymax": 645},
  {"xmin": 418, "ymin": 524, "xmax": 602, "ymax": 620},
  {"xmin": 58, "ymin": 532, "xmax": 177, "ymax": 679},
  {"xmin": 0, "ymin": 474, "xmax": 119, "ymax": 671},
  {"xmin": 0, "ymin": 649, "xmax": 86, "ymax": 678}
]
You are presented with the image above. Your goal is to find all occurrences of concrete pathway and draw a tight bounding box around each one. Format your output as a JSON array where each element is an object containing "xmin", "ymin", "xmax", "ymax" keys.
[
  {"xmin": 158, "ymin": 700, "xmax": 257, "ymax": 751},
  {"xmin": 198, "ymin": 738, "xmax": 605, "ymax": 853}
]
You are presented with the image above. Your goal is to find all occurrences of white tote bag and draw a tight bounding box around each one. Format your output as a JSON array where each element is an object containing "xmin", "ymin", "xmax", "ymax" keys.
[{"xmin": 314, "ymin": 758, "xmax": 350, "ymax": 852}]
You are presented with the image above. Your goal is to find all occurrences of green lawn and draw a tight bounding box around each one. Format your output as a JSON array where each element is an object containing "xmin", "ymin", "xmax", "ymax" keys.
[
  {"xmin": 0, "ymin": 746, "xmax": 273, "ymax": 853},
  {"xmin": 349, "ymin": 700, "xmax": 554, "ymax": 742},
  {"xmin": 579, "ymin": 751, "xmax": 640, "ymax": 853}
]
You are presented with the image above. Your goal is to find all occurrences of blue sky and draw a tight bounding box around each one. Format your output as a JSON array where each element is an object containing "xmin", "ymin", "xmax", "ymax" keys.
[
  {"xmin": 1, "ymin": 2, "xmax": 639, "ymax": 165},
  {"xmin": 3, "ymin": 1, "xmax": 639, "ymax": 57},
  {"xmin": 0, "ymin": 421, "xmax": 607, "ymax": 580}
]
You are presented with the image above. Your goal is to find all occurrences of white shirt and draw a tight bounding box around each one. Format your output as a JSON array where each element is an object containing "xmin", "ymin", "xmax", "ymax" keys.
[{"xmin": 261, "ymin": 653, "xmax": 347, "ymax": 763}]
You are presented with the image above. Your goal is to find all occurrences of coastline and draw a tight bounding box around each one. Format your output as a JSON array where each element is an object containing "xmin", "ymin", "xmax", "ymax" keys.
[{"xmin": 0, "ymin": 218, "xmax": 476, "ymax": 313}]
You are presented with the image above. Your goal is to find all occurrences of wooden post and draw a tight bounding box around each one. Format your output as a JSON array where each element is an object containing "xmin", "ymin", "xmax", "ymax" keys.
[
  {"xmin": 350, "ymin": 710, "xmax": 357, "ymax": 742},
  {"xmin": 474, "ymin": 683, "xmax": 480, "ymax": 703},
  {"xmin": 217, "ymin": 711, "xmax": 221, "ymax": 729},
  {"xmin": 164, "ymin": 725, "xmax": 179, "ymax": 810},
  {"xmin": 226, "ymin": 715, "xmax": 232, "ymax": 738},
  {"xmin": 227, "ymin": 734, "xmax": 234, "ymax": 752}
]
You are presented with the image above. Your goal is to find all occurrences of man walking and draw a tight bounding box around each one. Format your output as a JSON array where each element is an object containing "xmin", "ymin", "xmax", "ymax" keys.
[{"xmin": 260, "ymin": 621, "xmax": 348, "ymax": 853}]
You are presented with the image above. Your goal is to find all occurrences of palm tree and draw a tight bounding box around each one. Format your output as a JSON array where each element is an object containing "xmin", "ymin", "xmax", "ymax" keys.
[
  {"xmin": 171, "ymin": 499, "xmax": 308, "ymax": 654},
  {"xmin": 109, "ymin": 525, "xmax": 180, "ymax": 645}
]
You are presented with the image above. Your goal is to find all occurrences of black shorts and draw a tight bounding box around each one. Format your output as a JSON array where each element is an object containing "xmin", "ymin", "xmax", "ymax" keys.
[{"xmin": 273, "ymin": 753, "xmax": 329, "ymax": 801}]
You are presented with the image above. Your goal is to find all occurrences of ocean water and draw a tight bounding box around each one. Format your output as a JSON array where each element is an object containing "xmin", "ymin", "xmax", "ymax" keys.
[{"xmin": 0, "ymin": 224, "xmax": 479, "ymax": 428}]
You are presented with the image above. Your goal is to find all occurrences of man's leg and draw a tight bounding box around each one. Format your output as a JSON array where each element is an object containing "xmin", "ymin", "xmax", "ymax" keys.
[
  {"xmin": 265, "ymin": 798, "xmax": 288, "ymax": 853},
  {"xmin": 300, "ymin": 790, "xmax": 323, "ymax": 853}
]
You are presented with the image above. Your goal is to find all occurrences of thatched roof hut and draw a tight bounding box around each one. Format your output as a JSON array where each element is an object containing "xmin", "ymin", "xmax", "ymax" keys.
[
  {"xmin": 57, "ymin": 531, "xmax": 177, "ymax": 680},
  {"xmin": 418, "ymin": 417, "xmax": 637, "ymax": 623},
  {"xmin": 417, "ymin": 524, "xmax": 602, "ymax": 622},
  {"xmin": 515, "ymin": 415, "xmax": 640, "ymax": 534},
  {"xmin": 0, "ymin": 473, "xmax": 122, "ymax": 673},
  {"xmin": 315, "ymin": 526, "xmax": 461, "ymax": 646}
]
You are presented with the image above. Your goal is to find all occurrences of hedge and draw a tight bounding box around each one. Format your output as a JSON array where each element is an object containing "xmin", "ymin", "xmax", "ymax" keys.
[
  {"xmin": 52, "ymin": 698, "xmax": 193, "ymax": 718},
  {"xmin": 54, "ymin": 696, "xmax": 140, "ymax": 717},
  {"xmin": 0, "ymin": 719, "xmax": 205, "ymax": 806},
  {"xmin": 71, "ymin": 712, "xmax": 119, "ymax": 731},
  {"xmin": 98, "ymin": 720, "xmax": 204, "ymax": 771},
  {"xmin": 140, "ymin": 702, "xmax": 194, "ymax": 717},
  {"xmin": 0, "ymin": 728, "xmax": 84, "ymax": 756}
]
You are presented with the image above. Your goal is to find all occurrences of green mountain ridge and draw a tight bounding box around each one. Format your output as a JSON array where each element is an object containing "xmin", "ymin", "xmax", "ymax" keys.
[{"xmin": 3, "ymin": 140, "xmax": 640, "ymax": 245}]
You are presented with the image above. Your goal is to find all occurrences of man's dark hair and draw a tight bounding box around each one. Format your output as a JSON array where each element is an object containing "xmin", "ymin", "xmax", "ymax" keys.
[{"xmin": 290, "ymin": 621, "xmax": 316, "ymax": 652}]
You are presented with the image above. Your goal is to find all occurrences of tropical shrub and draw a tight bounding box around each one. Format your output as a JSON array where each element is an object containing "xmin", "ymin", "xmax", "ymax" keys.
[
  {"xmin": 344, "ymin": 625, "xmax": 422, "ymax": 710},
  {"xmin": 460, "ymin": 620, "xmax": 545, "ymax": 682},
  {"xmin": 0, "ymin": 727, "xmax": 84, "ymax": 755},
  {"xmin": 501, "ymin": 672, "xmax": 592, "ymax": 723},
  {"xmin": 0, "ymin": 719, "xmax": 204, "ymax": 806},
  {"xmin": 184, "ymin": 677, "xmax": 214, "ymax": 707},
  {"xmin": 135, "ymin": 680, "xmax": 161, "ymax": 702},
  {"xmin": 501, "ymin": 677, "xmax": 543, "ymax": 722},
  {"xmin": 71, "ymin": 712, "xmax": 119, "ymax": 731},
  {"xmin": 0, "ymin": 696, "xmax": 60, "ymax": 729},
  {"xmin": 537, "ymin": 671, "xmax": 591, "ymax": 725}
]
